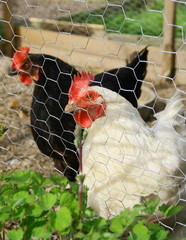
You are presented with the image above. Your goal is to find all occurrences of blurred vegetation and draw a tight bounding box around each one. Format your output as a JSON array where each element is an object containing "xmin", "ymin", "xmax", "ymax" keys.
[
  {"xmin": 0, "ymin": 1, "xmax": 185, "ymax": 39},
  {"xmin": 58, "ymin": 0, "xmax": 185, "ymax": 38},
  {"xmin": 0, "ymin": 124, "xmax": 7, "ymax": 141},
  {"xmin": 0, "ymin": 169, "xmax": 185, "ymax": 240}
]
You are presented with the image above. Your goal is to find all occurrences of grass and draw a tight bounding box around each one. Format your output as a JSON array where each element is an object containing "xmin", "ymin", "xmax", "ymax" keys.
[{"xmin": 58, "ymin": 0, "xmax": 186, "ymax": 38}]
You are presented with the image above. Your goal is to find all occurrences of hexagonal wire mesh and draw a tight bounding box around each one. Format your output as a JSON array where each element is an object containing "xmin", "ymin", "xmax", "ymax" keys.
[{"xmin": 0, "ymin": 0, "xmax": 186, "ymax": 238}]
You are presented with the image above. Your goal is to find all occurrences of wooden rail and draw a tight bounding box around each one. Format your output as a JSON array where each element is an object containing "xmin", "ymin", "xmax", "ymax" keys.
[{"xmin": 15, "ymin": 25, "xmax": 185, "ymax": 85}]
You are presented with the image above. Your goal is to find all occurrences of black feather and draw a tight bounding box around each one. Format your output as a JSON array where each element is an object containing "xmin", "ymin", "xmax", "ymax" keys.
[{"xmin": 93, "ymin": 47, "xmax": 148, "ymax": 107}]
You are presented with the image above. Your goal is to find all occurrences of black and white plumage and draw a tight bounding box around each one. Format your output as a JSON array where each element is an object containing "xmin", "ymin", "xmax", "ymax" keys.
[{"xmin": 10, "ymin": 46, "xmax": 148, "ymax": 181}]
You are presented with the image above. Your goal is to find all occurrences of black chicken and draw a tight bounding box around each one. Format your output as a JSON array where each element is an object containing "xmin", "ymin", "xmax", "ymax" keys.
[
  {"xmin": 10, "ymin": 46, "xmax": 148, "ymax": 181},
  {"xmin": 94, "ymin": 47, "xmax": 148, "ymax": 108}
]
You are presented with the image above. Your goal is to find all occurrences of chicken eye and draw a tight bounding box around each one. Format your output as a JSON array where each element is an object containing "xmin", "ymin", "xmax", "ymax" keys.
[
  {"xmin": 85, "ymin": 93, "xmax": 94, "ymax": 100},
  {"xmin": 23, "ymin": 63, "xmax": 30, "ymax": 70}
]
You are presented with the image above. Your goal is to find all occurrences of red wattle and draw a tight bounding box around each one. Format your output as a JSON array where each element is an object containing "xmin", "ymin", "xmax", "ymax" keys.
[
  {"xmin": 74, "ymin": 110, "xmax": 92, "ymax": 128},
  {"xmin": 74, "ymin": 103, "xmax": 106, "ymax": 128},
  {"xmin": 20, "ymin": 73, "xmax": 33, "ymax": 85}
]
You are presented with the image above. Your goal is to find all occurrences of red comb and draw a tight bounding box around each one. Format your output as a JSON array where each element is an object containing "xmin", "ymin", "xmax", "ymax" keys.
[
  {"xmin": 69, "ymin": 71, "xmax": 94, "ymax": 101},
  {"xmin": 12, "ymin": 46, "xmax": 30, "ymax": 69}
]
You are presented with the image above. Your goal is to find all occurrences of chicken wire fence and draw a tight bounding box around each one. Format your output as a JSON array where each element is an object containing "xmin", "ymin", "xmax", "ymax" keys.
[{"xmin": 0, "ymin": 0, "xmax": 186, "ymax": 238}]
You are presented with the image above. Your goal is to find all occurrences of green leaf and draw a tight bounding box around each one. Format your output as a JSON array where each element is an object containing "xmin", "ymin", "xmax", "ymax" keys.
[
  {"xmin": 60, "ymin": 191, "xmax": 75, "ymax": 208},
  {"xmin": 40, "ymin": 176, "xmax": 55, "ymax": 188},
  {"xmin": 131, "ymin": 222, "xmax": 150, "ymax": 240},
  {"xmin": 22, "ymin": 216, "xmax": 35, "ymax": 229},
  {"xmin": 83, "ymin": 217, "xmax": 107, "ymax": 233},
  {"xmin": 148, "ymin": 223, "xmax": 165, "ymax": 231},
  {"xmin": 84, "ymin": 207, "xmax": 95, "ymax": 219},
  {"xmin": 140, "ymin": 194, "xmax": 160, "ymax": 214},
  {"xmin": 2, "ymin": 189, "xmax": 16, "ymax": 202},
  {"xmin": 76, "ymin": 173, "xmax": 86, "ymax": 184},
  {"xmin": 50, "ymin": 187, "xmax": 63, "ymax": 196},
  {"xmin": 6, "ymin": 229, "xmax": 24, "ymax": 240},
  {"xmin": 13, "ymin": 207, "xmax": 25, "ymax": 221},
  {"xmin": 71, "ymin": 200, "xmax": 79, "ymax": 218},
  {"xmin": 11, "ymin": 198, "xmax": 26, "ymax": 209},
  {"xmin": 0, "ymin": 183, "xmax": 12, "ymax": 194},
  {"xmin": 0, "ymin": 205, "xmax": 11, "ymax": 213},
  {"xmin": 0, "ymin": 170, "xmax": 14, "ymax": 181},
  {"xmin": 0, "ymin": 212, "xmax": 10, "ymax": 222},
  {"xmin": 75, "ymin": 232, "xmax": 86, "ymax": 239},
  {"xmin": 29, "ymin": 202, "xmax": 45, "ymax": 217},
  {"xmin": 50, "ymin": 174, "xmax": 68, "ymax": 186},
  {"xmin": 159, "ymin": 204, "xmax": 184, "ymax": 217},
  {"xmin": 103, "ymin": 232, "xmax": 121, "ymax": 239},
  {"xmin": 55, "ymin": 207, "xmax": 72, "ymax": 231},
  {"xmin": 124, "ymin": 208, "xmax": 141, "ymax": 229},
  {"xmin": 30, "ymin": 171, "xmax": 44, "ymax": 185},
  {"xmin": 31, "ymin": 221, "xmax": 52, "ymax": 239},
  {"xmin": 87, "ymin": 232, "xmax": 100, "ymax": 240},
  {"xmin": 0, "ymin": 124, "xmax": 8, "ymax": 141},
  {"xmin": 69, "ymin": 181, "xmax": 79, "ymax": 194},
  {"xmin": 10, "ymin": 169, "xmax": 31, "ymax": 185},
  {"xmin": 48, "ymin": 210, "xmax": 56, "ymax": 230},
  {"xmin": 38, "ymin": 193, "xmax": 57, "ymax": 211},
  {"xmin": 156, "ymin": 230, "xmax": 169, "ymax": 240},
  {"xmin": 148, "ymin": 223, "xmax": 168, "ymax": 240},
  {"xmin": 8, "ymin": 191, "xmax": 34, "ymax": 209},
  {"xmin": 32, "ymin": 185, "xmax": 46, "ymax": 197},
  {"xmin": 92, "ymin": 217, "xmax": 107, "ymax": 230},
  {"xmin": 14, "ymin": 191, "xmax": 35, "ymax": 202},
  {"xmin": 109, "ymin": 219, "xmax": 124, "ymax": 234}
]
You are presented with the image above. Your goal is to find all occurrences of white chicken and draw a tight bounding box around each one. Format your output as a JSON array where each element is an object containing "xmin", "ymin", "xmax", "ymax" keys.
[
  {"xmin": 0, "ymin": 55, "xmax": 12, "ymax": 81},
  {"xmin": 65, "ymin": 72, "xmax": 186, "ymax": 219}
]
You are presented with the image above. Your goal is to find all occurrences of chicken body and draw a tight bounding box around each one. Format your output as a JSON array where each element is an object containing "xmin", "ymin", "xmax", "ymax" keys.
[
  {"xmin": 11, "ymin": 47, "xmax": 148, "ymax": 181},
  {"xmin": 65, "ymin": 77, "xmax": 186, "ymax": 219},
  {"xmin": 28, "ymin": 54, "xmax": 79, "ymax": 180}
]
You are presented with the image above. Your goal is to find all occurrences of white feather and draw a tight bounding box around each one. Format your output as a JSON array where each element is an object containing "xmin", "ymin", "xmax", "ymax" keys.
[
  {"xmin": 0, "ymin": 57, "xmax": 11, "ymax": 81},
  {"xmin": 82, "ymin": 86, "xmax": 186, "ymax": 219}
]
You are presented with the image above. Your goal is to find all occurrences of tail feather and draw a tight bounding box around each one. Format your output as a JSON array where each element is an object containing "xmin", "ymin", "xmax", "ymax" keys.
[
  {"xmin": 154, "ymin": 92, "xmax": 186, "ymax": 162},
  {"xmin": 126, "ymin": 46, "xmax": 148, "ymax": 67},
  {"xmin": 154, "ymin": 92, "xmax": 183, "ymax": 124},
  {"xmin": 128, "ymin": 47, "xmax": 149, "ymax": 99}
]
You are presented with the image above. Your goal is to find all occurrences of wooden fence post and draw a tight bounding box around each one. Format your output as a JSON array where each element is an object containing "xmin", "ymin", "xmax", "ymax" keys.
[
  {"xmin": 1, "ymin": 0, "xmax": 14, "ymax": 57},
  {"xmin": 161, "ymin": 0, "xmax": 176, "ymax": 78}
]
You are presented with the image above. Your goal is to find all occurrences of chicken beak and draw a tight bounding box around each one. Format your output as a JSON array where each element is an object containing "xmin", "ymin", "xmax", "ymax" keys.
[
  {"xmin": 65, "ymin": 102, "xmax": 76, "ymax": 113},
  {"xmin": 9, "ymin": 68, "xmax": 18, "ymax": 76}
]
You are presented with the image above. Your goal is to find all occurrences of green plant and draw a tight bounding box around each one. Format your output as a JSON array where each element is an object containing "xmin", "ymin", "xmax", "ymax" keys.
[
  {"xmin": 0, "ymin": 124, "xmax": 7, "ymax": 141},
  {"xmin": 0, "ymin": 169, "xmax": 185, "ymax": 240}
]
